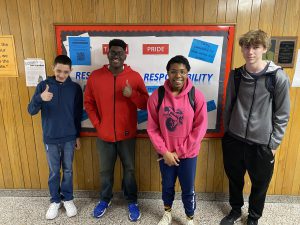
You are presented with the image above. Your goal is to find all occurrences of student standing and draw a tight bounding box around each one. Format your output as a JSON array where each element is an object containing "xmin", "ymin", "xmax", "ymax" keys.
[
  {"xmin": 147, "ymin": 55, "xmax": 208, "ymax": 225},
  {"xmin": 28, "ymin": 55, "xmax": 83, "ymax": 220},
  {"xmin": 221, "ymin": 30, "xmax": 290, "ymax": 225},
  {"xmin": 84, "ymin": 39, "xmax": 149, "ymax": 221}
]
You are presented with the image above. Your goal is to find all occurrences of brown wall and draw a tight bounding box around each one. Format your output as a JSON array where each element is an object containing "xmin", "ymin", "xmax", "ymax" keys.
[{"xmin": 0, "ymin": 0, "xmax": 300, "ymax": 195}]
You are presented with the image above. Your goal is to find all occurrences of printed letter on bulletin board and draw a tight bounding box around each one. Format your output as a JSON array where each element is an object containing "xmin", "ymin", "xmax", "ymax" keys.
[{"xmin": 55, "ymin": 25, "xmax": 235, "ymax": 138}]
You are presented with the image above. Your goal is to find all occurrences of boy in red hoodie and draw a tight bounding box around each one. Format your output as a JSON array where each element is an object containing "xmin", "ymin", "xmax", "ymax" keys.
[
  {"xmin": 84, "ymin": 39, "xmax": 148, "ymax": 221},
  {"xmin": 147, "ymin": 55, "xmax": 208, "ymax": 225}
]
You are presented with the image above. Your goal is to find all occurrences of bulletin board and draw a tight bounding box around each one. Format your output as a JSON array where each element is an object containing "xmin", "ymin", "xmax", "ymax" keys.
[{"xmin": 55, "ymin": 25, "xmax": 235, "ymax": 138}]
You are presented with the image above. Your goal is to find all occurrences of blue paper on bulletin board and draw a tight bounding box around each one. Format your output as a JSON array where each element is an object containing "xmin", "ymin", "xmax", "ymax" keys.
[
  {"xmin": 207, "ymin": 100, "xmax": 217, "ymax": 112},
  {"xmin": 69, "ymin": 37, "xmax": 91, "ymax": 65},
  {"xmin": 188, "ymin": 39, "xmax": 218, "ymax": 63}
]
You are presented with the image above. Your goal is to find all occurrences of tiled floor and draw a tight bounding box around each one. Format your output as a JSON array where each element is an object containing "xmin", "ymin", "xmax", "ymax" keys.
[{"xmin": 0, "ymin": 195, "xmax": 299, "ymax": 225}]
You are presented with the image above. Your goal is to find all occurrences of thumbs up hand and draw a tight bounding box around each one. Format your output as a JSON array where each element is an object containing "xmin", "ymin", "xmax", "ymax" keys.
[
  {"xmin": 122, "ymin": 80, "xmax": 132, "ymax": 98},
  {"xmin": 41, "ymin": 84, "xmax": 53, "ymax": 101}
]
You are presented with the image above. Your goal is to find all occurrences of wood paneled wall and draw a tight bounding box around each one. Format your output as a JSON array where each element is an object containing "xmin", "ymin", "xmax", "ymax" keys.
[{"xmin": 0, "ymin": 0, "xmax": 300, "ymax": 195}]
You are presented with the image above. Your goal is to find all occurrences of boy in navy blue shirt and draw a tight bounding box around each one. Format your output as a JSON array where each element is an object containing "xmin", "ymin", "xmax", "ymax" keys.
[{"xmin": 28, "ymin": 55, "xmax": 83, "ymax": 220}]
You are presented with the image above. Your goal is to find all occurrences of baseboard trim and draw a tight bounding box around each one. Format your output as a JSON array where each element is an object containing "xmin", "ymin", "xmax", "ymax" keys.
[{"xmin": 0, "ymin": 189, "xmax": 299, "ymax": 203}]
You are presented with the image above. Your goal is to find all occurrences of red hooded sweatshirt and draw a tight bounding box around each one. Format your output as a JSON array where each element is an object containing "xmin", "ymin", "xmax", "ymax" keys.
[
  {"xmin": 84, "ymin": 64, "xmax": 149, "ymax": 142},
  {"xmin": 147, "ymin": 78, "xmax": 208, "ymax": 158}
]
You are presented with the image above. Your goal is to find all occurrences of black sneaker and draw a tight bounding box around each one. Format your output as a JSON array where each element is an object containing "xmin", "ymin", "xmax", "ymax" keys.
[
  {"xmin": 247, "ymin": 217, "xmax": 258, "ymax": 225},
  {"xmin": 220, "ymin": 210, "xmax": 242, "ymax": 225}
]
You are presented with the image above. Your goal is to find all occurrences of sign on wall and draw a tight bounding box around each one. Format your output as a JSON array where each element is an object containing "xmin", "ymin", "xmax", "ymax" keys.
[
  {"xmin": 0, "ymin": 35, "xmax": 18, "ymax": 77},
  {"xmin": 263, "ymin": 36, "xmax": 298, "ymax": 68},
  {"xmin": 24, "ymin": 59, "xmax": 47, "ymax": 86},
  {"xmin": 55, "ymin": 25, "xmax": 235, "ymax": 138}
]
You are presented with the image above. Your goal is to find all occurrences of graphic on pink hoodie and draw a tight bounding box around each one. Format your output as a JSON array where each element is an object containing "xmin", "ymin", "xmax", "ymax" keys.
[
  {"xmin": 163, "ymin": 106, "xmax": 184, "ymax": 132},
  {"xmin": 147, "ymin": 78, "xmax": 208, "ymax": 159}
]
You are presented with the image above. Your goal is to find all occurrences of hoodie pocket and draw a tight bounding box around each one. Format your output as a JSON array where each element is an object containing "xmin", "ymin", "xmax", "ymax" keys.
[
  {"xmin": 175, "ymin": 137, "xmax": 188, "ymax": 158},
  {"xmin": 95, "ymin": 122, "xmax": 102, "ymax": 135}
]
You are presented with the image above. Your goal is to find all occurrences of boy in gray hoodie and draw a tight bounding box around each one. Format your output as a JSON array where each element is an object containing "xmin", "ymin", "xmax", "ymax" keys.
[{"xmin": 220, "ymin": 30, "xmax": 290, "ymax": 225}]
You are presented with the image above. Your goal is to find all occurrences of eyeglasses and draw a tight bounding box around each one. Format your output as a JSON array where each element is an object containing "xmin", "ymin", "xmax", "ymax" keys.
[
  {"xmin": 168, "ymin": 69, "xmax": 188, "ymax": 76},
  {"xmin": 108, "ymin": 50, "xmax": 125, "ymax": 58}
]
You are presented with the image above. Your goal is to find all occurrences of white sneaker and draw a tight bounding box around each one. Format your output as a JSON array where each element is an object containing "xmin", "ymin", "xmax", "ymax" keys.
[
  {"xmin": 45, "ymin": 202, "xmax": 62, "ymax": 220},
  {"xmin": 158, "ymin": 211, "xmax": 172, "ymax": 225},
  {"xmin": 186, "ymin": 218, "xmax": 194, "ymax": 225},
  {"xmin": 63, "ymin": 200, "xmax": 77, "ymax": 217}
]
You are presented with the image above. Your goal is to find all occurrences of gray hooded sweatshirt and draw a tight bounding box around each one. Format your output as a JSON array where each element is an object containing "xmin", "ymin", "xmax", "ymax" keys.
[{"xmin": 223, "ymin": 61, "xmax": 290, "ymax": 149}]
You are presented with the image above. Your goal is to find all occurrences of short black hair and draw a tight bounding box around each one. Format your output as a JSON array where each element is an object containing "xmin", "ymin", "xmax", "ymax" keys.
[
  {"xmin": 166, "ymin": 55, "xmax": 191, "ymax": 72},
  {"xmin": 54, "ymin": 55, "xmax": 72, "ymax": 68},
  {"xmin": 109, "ymin": 39, "xmax": 127, "ymax": 51}
]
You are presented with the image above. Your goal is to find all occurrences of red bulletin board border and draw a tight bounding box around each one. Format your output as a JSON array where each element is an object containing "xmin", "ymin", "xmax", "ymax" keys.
[{"xmin": 54, "ymin": 24, "xmax": 235, "ymax": 138}]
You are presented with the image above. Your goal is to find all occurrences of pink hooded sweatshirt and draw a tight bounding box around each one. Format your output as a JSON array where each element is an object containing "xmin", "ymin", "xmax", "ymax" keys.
[{"xmin": 147, "ymin": 78, "xmax": 208, "ymax": 159}]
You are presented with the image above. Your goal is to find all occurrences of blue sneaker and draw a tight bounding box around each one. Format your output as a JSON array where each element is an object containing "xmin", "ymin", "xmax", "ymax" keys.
[
  {"xmin": 128, "ymin": 203, "xmax": 141, "ymax": 221},
  {"xmin": 93, "ymin": 201, "xmax": 111, "ymax": 218}
]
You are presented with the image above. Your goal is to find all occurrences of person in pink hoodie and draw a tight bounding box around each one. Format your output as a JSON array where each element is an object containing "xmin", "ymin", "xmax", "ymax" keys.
[{"xmin": 147, "ymin": 55, "xmax": 208, "ymax": 225}]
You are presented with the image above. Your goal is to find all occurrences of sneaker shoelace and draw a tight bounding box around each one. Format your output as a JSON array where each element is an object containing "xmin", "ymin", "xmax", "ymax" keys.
[
  {"xmin": 128, "ymin": 204, "xmax": 139, "ymax": 217},
  {"xmin": 64, "ymin": 201, "xmax": 74, "ymax": 208},
  {"xmin": 227, "ymin": 210, "xmax": 240, "ymax": 220},
  {"xmin": 49, "ymin": 203, "xmax": 60, "ymax": 211},
  {"xmin": 187, "ymin": 219, "xmax": 194, "ymax": 225},
  {"xmin": 160, "ymin": 212, "xmax": 171, "ymax": 223},
  {"xmin": 95, "ymin": 201, "xmax": 108, "ymax": 212}
]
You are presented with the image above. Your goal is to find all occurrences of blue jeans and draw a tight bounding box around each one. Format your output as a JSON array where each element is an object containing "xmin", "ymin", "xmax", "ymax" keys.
[
  {"xmin": 96, "ymin": 138, "xmax": 137, "ymax": 204},
  {"xmin": 45, "ymin": 140, "xmax": 76, "ymax": 203},
  {"xmin": 159, "ymin": 156, "xmax": 197, "ymax": 217}
]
